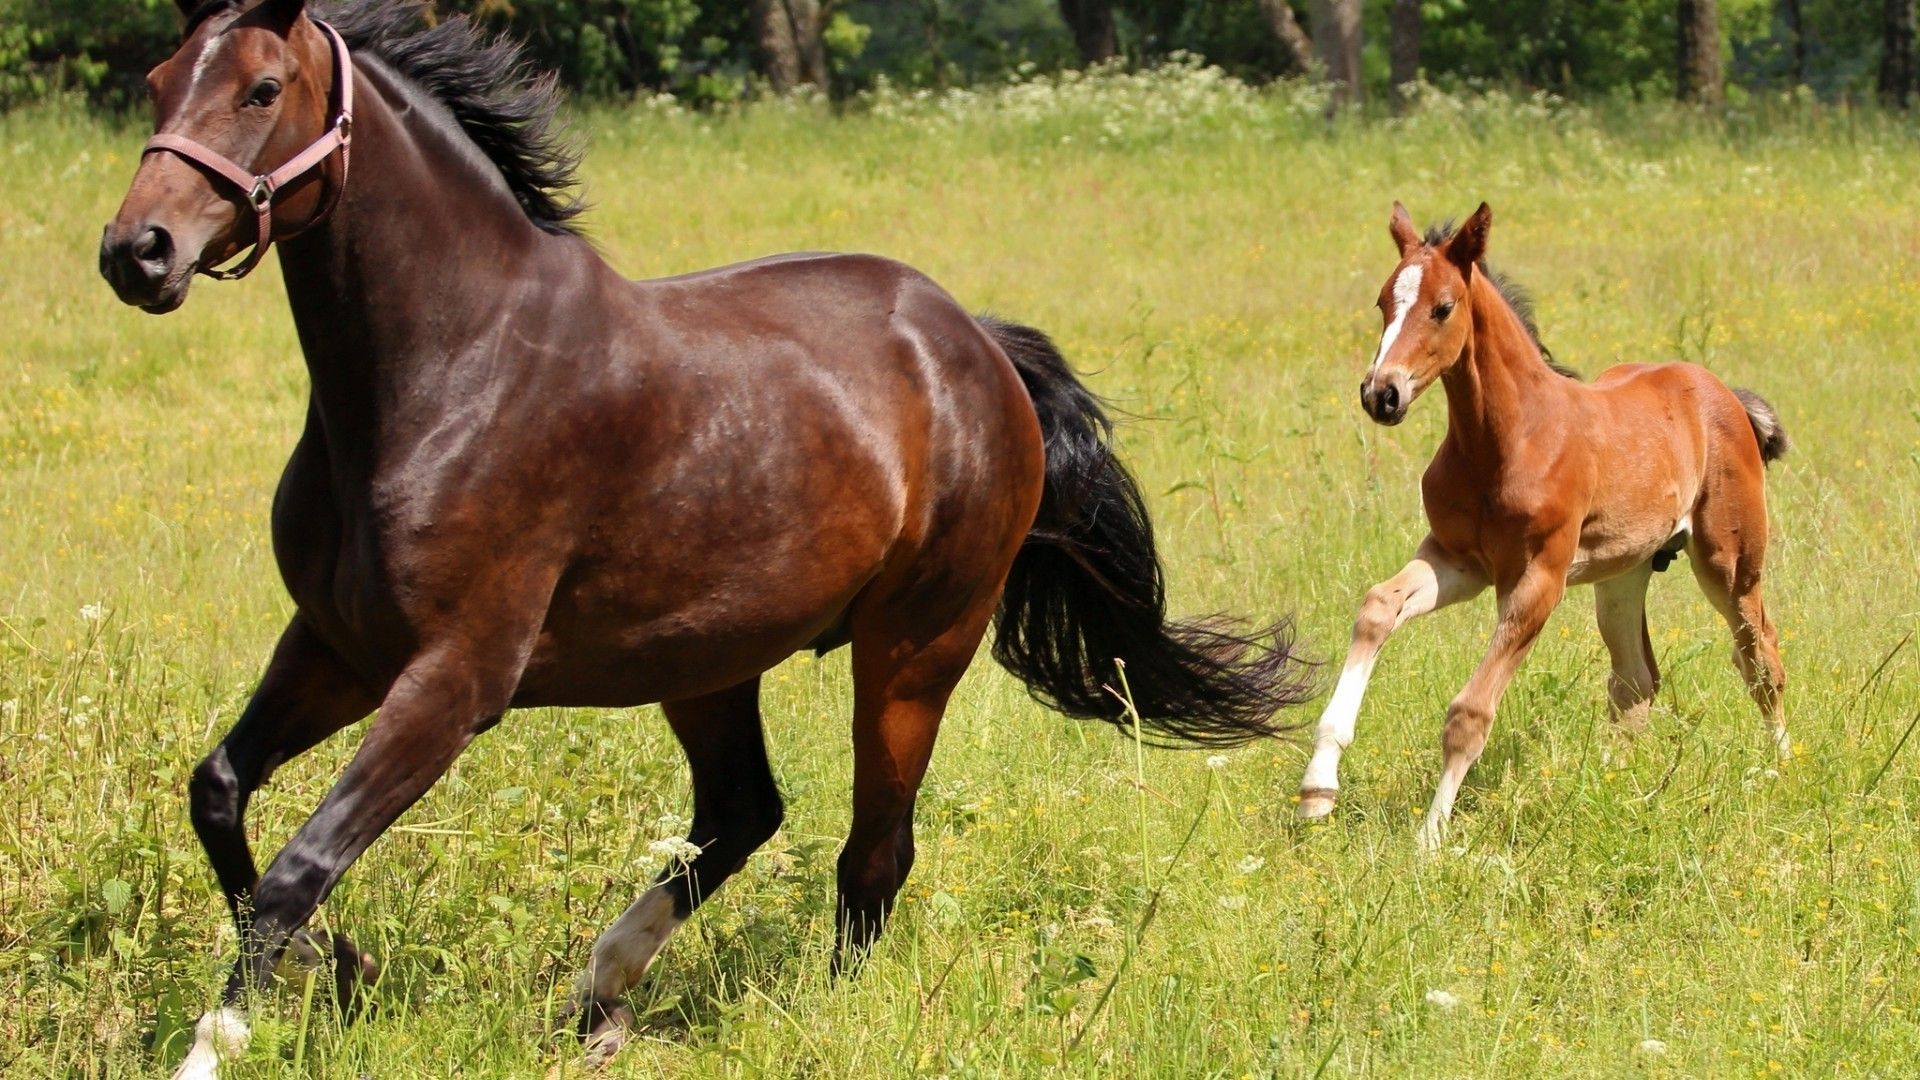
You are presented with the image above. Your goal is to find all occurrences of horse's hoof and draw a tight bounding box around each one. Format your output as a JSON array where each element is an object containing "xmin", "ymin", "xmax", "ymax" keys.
[
  {"xmin": 577, "ymin": 998, "xmax": 635, "ymax": 1066},
  {"xmin": 280, "ymin": 930, "xmax": 380, "ymax": 1018},
  {"xmin": 1296, "ymin": 788, "xmax": 1338, "ymax": 820}
]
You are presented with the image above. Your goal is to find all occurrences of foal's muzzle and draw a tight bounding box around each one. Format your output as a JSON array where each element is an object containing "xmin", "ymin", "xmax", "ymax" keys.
[
  {"xmin": 1360, "ymin": 371, "xmax": 1410, "ymax": 425},
  {"xmin": 99, "ymin": 220, "xmax": 191, "ymax": 314}
]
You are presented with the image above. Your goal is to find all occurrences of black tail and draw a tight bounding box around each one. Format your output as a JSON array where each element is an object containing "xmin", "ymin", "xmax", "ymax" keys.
[
  {"xmin": 980, "ymin": 316, "xmax": 1316, "ymax": 747},
  {"xmin": 1732, "ymin": 387, "xmax": 1790, "ymax": 465}
]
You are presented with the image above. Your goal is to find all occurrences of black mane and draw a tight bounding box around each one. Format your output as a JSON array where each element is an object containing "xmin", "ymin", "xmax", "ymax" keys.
[
  {"xmin": 1422, "ymin": 220, "xmax": 1577, "ymax": 380},
  {"xmin": 322, "ymin": 2, "xmax": 584, "ymax": 233}
]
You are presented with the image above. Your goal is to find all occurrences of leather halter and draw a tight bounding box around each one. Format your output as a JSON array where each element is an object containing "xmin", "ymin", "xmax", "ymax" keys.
[{"xmin": 142, "ymin": 19, "xmax": 354, "ymax": 281}]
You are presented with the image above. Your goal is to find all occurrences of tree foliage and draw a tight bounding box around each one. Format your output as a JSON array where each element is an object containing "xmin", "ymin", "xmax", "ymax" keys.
[{"xmin": 0, "ymin": 0, "xmax": 1900, "ymax": 109}]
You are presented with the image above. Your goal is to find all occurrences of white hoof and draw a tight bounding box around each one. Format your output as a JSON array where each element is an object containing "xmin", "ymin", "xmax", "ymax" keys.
[{"xmin": 1296, "ymin": 789, "xmax": 1338, "ymax": 820}]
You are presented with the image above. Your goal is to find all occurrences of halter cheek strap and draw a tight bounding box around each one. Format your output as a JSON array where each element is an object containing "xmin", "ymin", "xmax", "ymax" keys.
[{"xmin": 141, "ymin": 19, "xmax": 354, "ymax": 281}]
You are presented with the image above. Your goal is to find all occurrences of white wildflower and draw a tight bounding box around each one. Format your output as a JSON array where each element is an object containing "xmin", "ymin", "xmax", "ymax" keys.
[
  {"xmin": 1217, "ymin": 894, "xmax": 1246, "ymax": 910},
  {"xmin": 1424, "ymin": 989, "xmax": 1461, "ymax": 1011},
  {"xmin": 647, "ymin": 836, "xmax": 704, "ymax": 864},
  {"xmin": 1205, "ymin": 754, "xmax": 1230, "ymax": 770},
  {"xmin": 1, "ymin": 699, "xmax": 17, "ymax": 718},
  {"xmin": 1235, "ymin": 855, "xmax": 1265, "ymax": 875},
  {"xmin": 79, "ymin": 603, "xmax": 107, "ymax": 622},
  {"xmin": 1636, "ymin": 1039, "xmax": 1668, "ymax": 1057},
  {"xmin": 652, "ymin": 811, "xmax": 690, "ymax": 835}
]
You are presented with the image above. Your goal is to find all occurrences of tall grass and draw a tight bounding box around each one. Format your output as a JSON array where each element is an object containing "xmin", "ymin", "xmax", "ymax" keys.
[{"xmin": 3, "ymin": 72, "xmax": 1919, "ymax": 1076}]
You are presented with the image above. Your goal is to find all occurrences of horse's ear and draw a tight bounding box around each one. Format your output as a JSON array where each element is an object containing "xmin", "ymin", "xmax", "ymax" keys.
[
  {"xmin": 1389, "ymin": 202, "xmax": 1421, "ymax": 256},
  {"xmin": 252, "ymin": 0, "xmax": 307, "ymax": 34},
  {"xmin": 1446, "ymin": 202, "xmax": 1492, "ymax": 271}
]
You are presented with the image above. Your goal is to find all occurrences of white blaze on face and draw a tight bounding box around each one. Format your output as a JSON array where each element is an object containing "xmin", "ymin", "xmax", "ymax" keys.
[
  {"xmin": 188, "ymin": 32, "xmax": 233, "ymax": 95},
  {"xmin": 1368, "ymin": 262, "xmax": 1424, "ymax": 375}
]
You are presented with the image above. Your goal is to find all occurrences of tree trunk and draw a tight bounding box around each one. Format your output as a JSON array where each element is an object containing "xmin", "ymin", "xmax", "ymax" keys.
[
  {"xmin": 1254, "ymin": 0, "xmax": 1315, "ymax": 75},
  {"xmin": 1311, "ymin": 0, "xmax": 1363, "ymax": 106},
  {"xmin": 1676, "ymin": 0, "xmax": 1723, "ymax": 104},
  {"xmin": 752, "ymin": 0, "xmax": 830, "ymax": 94},
  {"xmin": 1389, "ymin": 0, "xmax": 1420, "ymax": 109},
  {"xmin": 1778, "ymin": 0, "xmax": 1805, "ymax": 86},
  {"xmin": 1058, "ymin": 0, "xmax": 1118, "ymax": 65},
  {"xmin": 1883, "ymin": 0, "xmax": 1917, "ymax": 108}
]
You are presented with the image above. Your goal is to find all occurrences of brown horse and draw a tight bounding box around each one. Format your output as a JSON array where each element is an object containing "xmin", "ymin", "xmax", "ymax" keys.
[
  {"xmin": 98, "ymin": 1, "xmax": 1312, "ymax": 1074},
  {"xmin": 1295, "ymin": 202, "xmax": 1789, "ymax": 851}
]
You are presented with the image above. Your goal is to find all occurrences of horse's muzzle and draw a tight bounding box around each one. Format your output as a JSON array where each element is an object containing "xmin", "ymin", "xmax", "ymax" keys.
[
  {"xmin": 1360, "ymin": 372, "xmax": 1410, "ymax": 426},
  {"xmin": 99, "ymin": 220, "xmax": 191, "ymax": 313}
]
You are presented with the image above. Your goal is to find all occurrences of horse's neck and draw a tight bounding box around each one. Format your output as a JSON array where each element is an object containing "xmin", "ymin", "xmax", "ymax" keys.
[
  {"xmin": 275, "ymin": 59, "xmax": 568, "ymax": 469},
  {"xmin": 1439, "ymin": 275, "xmax": 1559, "ymax": 465}
]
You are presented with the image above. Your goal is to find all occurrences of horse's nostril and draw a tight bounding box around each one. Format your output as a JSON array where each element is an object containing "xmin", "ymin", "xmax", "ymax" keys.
[
  {"xmin": 133, "ymin": 225, "xmax": 173, "ymax": 267},
  {"xmin": 1380, "ymin": 383, "xmax": 1400, "ymax": 415}
]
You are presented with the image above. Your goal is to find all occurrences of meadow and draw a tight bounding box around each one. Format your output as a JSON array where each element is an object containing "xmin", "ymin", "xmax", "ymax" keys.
[{"xmin": 3, "ymin": 70, "xmax": 1920, "ymax": 1077}]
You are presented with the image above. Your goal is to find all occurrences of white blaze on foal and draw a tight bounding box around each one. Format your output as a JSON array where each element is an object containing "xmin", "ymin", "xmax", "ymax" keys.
[{"xmin": 1368, "ymin": 263, "xmax": 1424, "ymax": 374}]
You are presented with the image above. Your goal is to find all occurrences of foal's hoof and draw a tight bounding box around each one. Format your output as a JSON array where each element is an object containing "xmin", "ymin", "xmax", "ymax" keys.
[
  {"xmin": 1296, "ymin": 788, "xmax": 1338, "ymax": 820},
  {"xmin": 575, "ymin": 997, "xmax": 635, "ymax": 1066}
]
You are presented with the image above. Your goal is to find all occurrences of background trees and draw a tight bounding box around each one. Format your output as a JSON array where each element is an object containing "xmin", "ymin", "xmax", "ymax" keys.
[{"xmin": 0, "ymin": 0, "xmax": 1910, "ymax": 109}]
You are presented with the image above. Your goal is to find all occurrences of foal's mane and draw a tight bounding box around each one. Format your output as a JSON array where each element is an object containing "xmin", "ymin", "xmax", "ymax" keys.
[
  {"xmin": 1422, "ymin": 221, "xmax": 1578, "ymax": 380},
  {"xmin": 184, "ymin": 0, "xmax": 585, "ymax": 235}
]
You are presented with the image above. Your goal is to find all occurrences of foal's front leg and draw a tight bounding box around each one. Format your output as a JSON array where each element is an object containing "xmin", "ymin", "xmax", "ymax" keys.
[
  {"xmin": 1297, "ymin": 536, "xmax": 1484, "ymax": 819},
  {"xmin": 1419, "ymin": 551, "xmax": 1570, "ymax": 852}
]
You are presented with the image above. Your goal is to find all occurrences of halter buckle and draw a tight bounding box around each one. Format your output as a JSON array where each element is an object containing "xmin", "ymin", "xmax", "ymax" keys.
[{"xmin": 248, "ymin": 177, "xmax": 275, "ymax": 211}]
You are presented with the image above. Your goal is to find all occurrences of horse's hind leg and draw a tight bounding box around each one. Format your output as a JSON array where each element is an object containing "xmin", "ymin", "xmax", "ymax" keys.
[
  {"xmin": 1594, "ymin": 562, "xmax": 1660, "ymax": 754},
  {"xmin": 835, "ymin": 601, "xmax": 995, "ymax": 973},
  {"xmin": 174, "ymin": 617, "xmax": 383, "ymax": 1080},
  {"xmin": 575, "ymin": 677, "xmax": 781, "ymax": 1057},
  {"xmin": 1688, "ymin": 514, "xmax": 1788, "ymax": 758},
  {"xmin": 1297, "ymin": 537, "xmax": 1484, "ymax": 819}
]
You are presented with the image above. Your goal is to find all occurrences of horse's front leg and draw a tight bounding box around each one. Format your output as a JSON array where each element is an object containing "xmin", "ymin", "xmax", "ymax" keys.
[
  {"xmin": 1418, "ymin": 545, "xmax": 1571, "ymax": 852},
  {"xmin": 174, "ymin": 639, "xmax": 525, "ymax": 1080}
]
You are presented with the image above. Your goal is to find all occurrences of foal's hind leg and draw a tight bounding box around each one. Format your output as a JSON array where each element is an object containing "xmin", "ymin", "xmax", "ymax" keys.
[
  {"xmin": 1594, "ymin": 562, "xmax": 1660, "ymax": 755},
  {"xmin": 835, "ymin": 602, "xmax": 996, "ymax": 972},
  {"xmin": 575, "ymin": 677, "xmax": 782, "ymax": 1058},
  {"xmin": 174, "ymin": 618, "xmax": 384, "ymax": 1080},
  {"xmin": 1297, "ymin": 537, "xmax": 1484, "ymax": 819},
  {"xmin": 1688, "ymin": 527, "xmax": 1788, "ymax": 758}
]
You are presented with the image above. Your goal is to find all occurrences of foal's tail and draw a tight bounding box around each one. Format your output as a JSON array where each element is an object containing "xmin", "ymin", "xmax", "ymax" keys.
[
  {"xmin": 979, "ymin": 316, "xmax": 1315, "ymax": 747},
  {"xmin": 1732, "ymin": 387, "xmax": 1791, "ymax": 465}
]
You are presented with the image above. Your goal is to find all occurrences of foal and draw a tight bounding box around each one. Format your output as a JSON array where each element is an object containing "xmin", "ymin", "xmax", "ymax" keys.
[{"xmin": 1296, "ymin": 202, "xmax": 1790, "ymax": 849}]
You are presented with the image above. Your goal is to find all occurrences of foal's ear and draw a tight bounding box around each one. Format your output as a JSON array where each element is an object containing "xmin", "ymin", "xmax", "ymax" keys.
[
  {"xmin": 1389, "ymin": 202, "xmax": 1421, "ymax": 256},
  {"xmin": 1445, "ymin": 202, "xmax": 1492, "ymax": 271}
]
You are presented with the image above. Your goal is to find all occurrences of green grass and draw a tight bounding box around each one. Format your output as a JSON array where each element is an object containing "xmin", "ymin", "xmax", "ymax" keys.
[{"xmin": 4, "ymin": 78, "xmax": 1920, "ymax": 1077}]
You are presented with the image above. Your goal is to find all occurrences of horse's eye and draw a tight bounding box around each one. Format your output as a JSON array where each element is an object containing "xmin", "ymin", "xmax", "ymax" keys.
[
  {"xmin": 1433, "ymin": 301, "xmax": 1455, "ymax": 320},
  {"xmin": 246, "ymin": 79, "xmax": 282, "ymax": 108}
]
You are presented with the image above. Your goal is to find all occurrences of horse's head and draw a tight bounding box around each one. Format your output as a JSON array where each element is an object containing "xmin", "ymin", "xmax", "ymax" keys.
[
  {"xmin": 100, "ymin": 0, "xmax": 344, "ymax": 313},
  {"xmin": 1359, "ymin": 201, "xmax": 1491, "ymax": 425}
]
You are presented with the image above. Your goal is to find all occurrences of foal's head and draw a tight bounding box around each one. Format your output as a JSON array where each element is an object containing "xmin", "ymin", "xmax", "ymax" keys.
[
  {"xmin": 1358, "ymin": 201, "xmax": 1492, "ymax": 425},
  {"xmin": 100, "ymin": 0, "xmax": 340, "ymax": 312}
]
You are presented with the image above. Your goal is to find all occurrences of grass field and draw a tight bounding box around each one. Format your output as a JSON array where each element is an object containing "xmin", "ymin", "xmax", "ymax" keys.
[{"xmin": 4, "ymin": 73, "xmax": 1920, "ymax": 1077}]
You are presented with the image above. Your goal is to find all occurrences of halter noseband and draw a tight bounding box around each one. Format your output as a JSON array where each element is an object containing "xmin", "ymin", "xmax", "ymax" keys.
[{"xmin": 142, "ymin": 19, "xmax": 354, "ymax": 281}]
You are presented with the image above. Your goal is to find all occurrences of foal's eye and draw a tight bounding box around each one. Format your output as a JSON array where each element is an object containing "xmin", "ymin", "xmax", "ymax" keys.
[
  {"xmin": 246, "ymin": 79, "xmax": 282, "ymax": 108},
  {"xmin": 1433, "ymin": 301, "xmax": 1455, "ymax": 320}
]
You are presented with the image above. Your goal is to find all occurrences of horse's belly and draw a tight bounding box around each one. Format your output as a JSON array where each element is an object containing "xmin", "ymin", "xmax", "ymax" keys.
[
  {"xmin": 1567, "ymin": 513, "xmax": 1691, "ymax": 586},
  {"xmin": 510, "ymin": 554, "xmax": 880, "ymax": 707}
]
